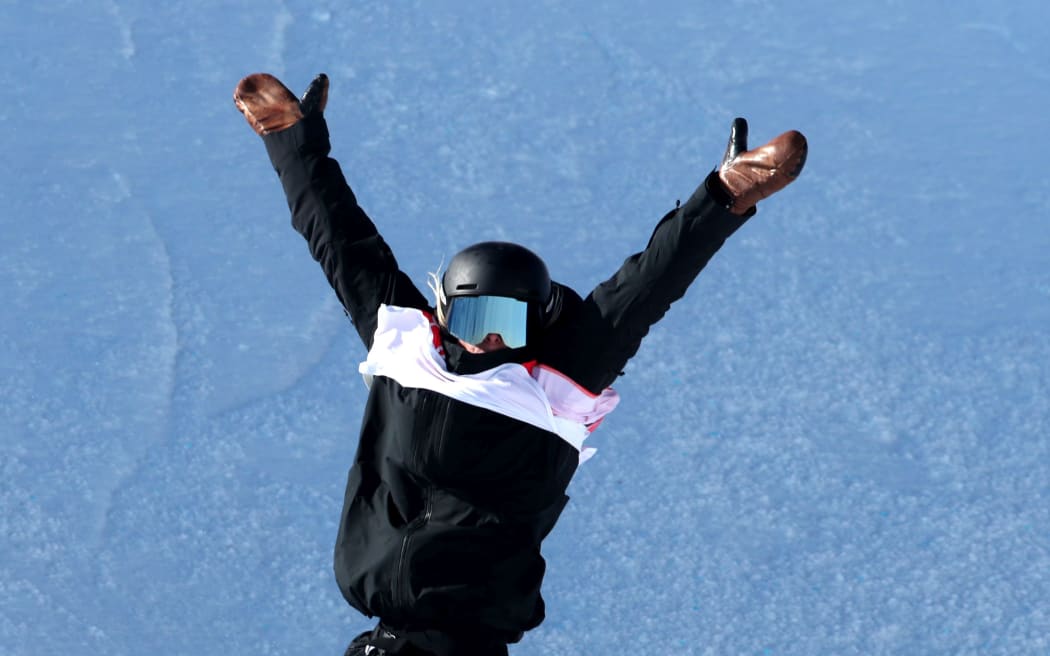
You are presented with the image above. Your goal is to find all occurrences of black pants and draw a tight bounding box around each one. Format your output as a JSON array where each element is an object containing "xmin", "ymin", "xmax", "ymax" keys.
[{"xmin": 345, "ymin": 624, "xmax": 510, "ymax": 656}]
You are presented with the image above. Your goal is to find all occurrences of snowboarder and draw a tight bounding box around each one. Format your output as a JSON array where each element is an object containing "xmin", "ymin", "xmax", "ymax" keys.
[{"xmin": 234, "ymin": 72, "xmax": 806, "ymax": 656}]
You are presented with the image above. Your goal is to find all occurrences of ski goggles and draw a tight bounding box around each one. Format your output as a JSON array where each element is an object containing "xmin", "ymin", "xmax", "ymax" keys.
[{"xmin": 445, "ymin": 295, "xmax": 531, "ymax": 348}]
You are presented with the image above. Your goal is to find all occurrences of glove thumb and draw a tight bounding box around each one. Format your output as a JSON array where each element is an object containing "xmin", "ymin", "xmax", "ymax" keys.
[
  {"xmin": 300, "ymin": 73, "xmax": 329, "ymax": 117},
  {"xmin": 720, "ymin": 117, "xmax": 749, "ymax": 169}
]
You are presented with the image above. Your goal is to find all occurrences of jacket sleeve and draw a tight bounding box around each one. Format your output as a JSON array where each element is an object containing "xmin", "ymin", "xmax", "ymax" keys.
[
  {"xmin": 542, "ymin": 172, "xmax": 754, "ymax": 393},
  {"xmin": 261, "ymin": 113, "xmax": 431, "ymax": 350}
]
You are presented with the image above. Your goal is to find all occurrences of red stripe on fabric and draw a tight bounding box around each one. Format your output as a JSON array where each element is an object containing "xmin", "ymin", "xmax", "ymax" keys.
[{"xmin": 422, "ymin": 310, "xmax": 445, "ymax": 357}]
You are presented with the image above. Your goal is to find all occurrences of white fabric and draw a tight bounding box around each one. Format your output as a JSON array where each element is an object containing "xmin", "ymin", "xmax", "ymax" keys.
[{"xmin": 359, "ymin": 305, "xmax": 620, "ymax": 463}]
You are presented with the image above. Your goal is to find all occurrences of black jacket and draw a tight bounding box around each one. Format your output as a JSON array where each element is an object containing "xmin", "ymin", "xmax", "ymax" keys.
[{"xmin": 262, "ymin": 114, "xmax": 752, "ymax": 654}]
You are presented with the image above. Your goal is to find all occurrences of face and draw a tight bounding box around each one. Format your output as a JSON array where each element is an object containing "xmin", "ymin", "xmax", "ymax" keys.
[{"xmin": 458, "ymin": 333, "xmax": 508, "ymax": 354}]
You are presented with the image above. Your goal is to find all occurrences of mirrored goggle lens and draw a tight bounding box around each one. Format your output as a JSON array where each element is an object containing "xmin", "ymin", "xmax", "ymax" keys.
[{"xmin": 445, "ymin": 295, "xmax": 530, "ymax": 348}]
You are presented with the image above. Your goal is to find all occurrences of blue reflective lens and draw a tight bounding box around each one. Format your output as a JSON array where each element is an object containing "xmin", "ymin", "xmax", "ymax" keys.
[{"xmin": 445, "ymin": 295, "xmax": 530, "ymax": 348}]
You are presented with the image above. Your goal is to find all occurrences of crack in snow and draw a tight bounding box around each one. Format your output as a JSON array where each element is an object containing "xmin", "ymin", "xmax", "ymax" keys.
[
  {"xmin": 104, "ymin": 0, "xmax": 136, "ymax": 61},
  {"xmin": 268, "ymin": 5, "xmax": 295, "ymax": 77},
  {"xmin": 91, "ymin": 170, "xmax": 178, "ymax": 549}
]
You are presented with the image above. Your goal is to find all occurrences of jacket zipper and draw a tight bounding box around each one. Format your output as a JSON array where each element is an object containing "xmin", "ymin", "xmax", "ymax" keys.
[
  {"xmin": 393, "ymin": 394, "xmax": 446, "ymax": 610},
  {"xmin": 394, "ymin": 488, "xmax": 432, "ymax": 610},
  {"xmin": 433, "ymin": 391, "xmax": 455, "ymax": 461}
]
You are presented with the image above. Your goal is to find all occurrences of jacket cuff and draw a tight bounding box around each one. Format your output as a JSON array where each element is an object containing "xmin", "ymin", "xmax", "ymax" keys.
[
  {"xmin": 676, "ymin": 171, "xmax": 755, "ymax": 228},
  {"xmin": 261, "ymin": 112, "xmax": 332, "ymax": 174},
  {"xmin": 701, "ymin": 170, "xmax": 757, "ymax": 219}
]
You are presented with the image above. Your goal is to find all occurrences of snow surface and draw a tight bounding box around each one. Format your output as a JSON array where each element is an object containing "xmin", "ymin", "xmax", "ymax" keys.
[{"xmin": 2, "ymin": 1, "xmax": 1048, "ymax": 654}]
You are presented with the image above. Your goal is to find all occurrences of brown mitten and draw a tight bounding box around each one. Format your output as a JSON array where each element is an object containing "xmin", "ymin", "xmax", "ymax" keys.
[
  {"xmin": 233, "ymin": 73, "xmax": 329, "ymax": 135},
  {"xmin": 718, "ymin": 118, "xmax": 807, "ymax": 215}
]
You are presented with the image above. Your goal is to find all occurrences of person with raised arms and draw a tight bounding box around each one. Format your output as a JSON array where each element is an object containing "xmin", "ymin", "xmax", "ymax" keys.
[{"xmin": 234, "ymin": 72, "xmax": 807, "ymax": 656}]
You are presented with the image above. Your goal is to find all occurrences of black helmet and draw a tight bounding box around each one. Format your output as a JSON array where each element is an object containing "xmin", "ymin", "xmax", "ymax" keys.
[
  {"xmin": 442, "ymin": 241, "xmax": 551, "ymax": 303},
  {"xmin": 438, "ymin": 241, "xmax": 560, "ymax": 347}
]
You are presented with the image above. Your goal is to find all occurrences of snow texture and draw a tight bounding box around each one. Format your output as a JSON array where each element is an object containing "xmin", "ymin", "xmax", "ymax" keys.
[{"xmin": 1, "ymin": 1, "xmax": 1048, "ymax": 654}]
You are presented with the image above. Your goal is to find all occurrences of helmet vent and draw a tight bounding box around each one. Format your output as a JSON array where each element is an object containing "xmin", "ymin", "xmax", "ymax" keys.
[{"xmin": 442, "ymin": 241, "xmax": 550, "ymax": 305}]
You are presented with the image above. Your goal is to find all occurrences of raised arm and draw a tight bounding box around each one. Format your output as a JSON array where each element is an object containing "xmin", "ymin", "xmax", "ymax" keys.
[
  {"xmin": 234, "ymin": 73, "xmax": 429, "ymax": 349},
  {"xmin": 544, "ymin": 119, "xmax": 807, "ymax": 393}
]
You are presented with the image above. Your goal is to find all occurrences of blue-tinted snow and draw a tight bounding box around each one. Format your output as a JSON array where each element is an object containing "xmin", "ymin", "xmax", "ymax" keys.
[{"xmin": 1, "ymin": 1, "xmax": 1047, "ymax": 654}]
